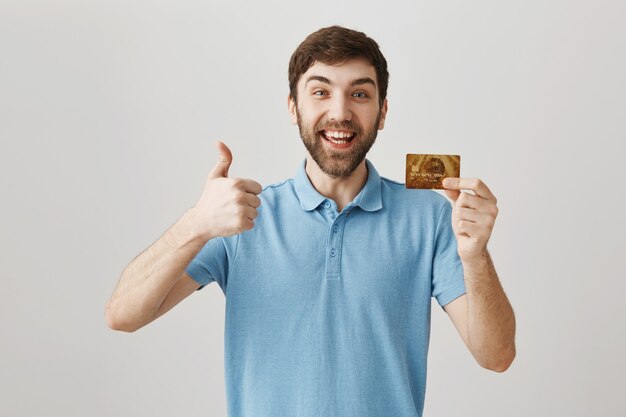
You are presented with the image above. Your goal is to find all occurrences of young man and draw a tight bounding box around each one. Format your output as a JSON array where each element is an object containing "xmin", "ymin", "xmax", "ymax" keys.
[{"xmin": 106, "ymin": 25, "xmax": 516, "ymax": 417}]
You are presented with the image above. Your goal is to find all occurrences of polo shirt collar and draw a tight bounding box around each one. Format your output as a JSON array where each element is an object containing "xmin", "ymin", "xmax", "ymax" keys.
[{"xmin": 294, "ymin": 158, "xmax": 383, "ymax": 212}]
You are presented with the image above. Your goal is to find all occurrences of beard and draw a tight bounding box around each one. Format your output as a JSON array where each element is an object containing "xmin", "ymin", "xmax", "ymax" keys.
[{"xmin": 296, "ymin": 106, "xmax": 382, "ymax": 178}]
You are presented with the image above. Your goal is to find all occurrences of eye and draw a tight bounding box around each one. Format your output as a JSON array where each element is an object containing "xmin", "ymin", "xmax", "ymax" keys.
[
  {"xmin": 353, "ymin": 91, "xmax": 368, "ymax": 98},
  {"xmin": 313, "ymin": 90, "xmax": 327, "ymax": 96}
]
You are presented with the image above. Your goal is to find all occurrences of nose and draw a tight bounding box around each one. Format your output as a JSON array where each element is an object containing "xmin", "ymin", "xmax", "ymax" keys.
[{"xmin": 327, "ymin": 94, "xmax": 352, "ymax": 122}]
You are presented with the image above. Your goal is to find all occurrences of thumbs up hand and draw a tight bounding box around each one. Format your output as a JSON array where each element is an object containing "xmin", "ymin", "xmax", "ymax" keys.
[{"xmin": 189, "ymin": 141, "xmax": 263, "ymax": 241}]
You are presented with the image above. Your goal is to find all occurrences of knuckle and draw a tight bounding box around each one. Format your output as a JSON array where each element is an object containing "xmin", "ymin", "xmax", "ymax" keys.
[
  {"xmin": 231, "ymin": 178, "xmax": 243, "ymax": 188},
  {"xmin": 459, "ymin": 220, "xmax": 471, "ymax": 228},
  {"xmin": 234, "ymin": 193, "xmax": 246, "ymax": 205}
]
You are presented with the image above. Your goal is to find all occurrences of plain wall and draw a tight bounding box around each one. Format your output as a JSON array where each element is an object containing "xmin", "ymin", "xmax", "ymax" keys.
[{"xmin": 1, "ymin": 0, "xmax": 625, "ymax": 416}]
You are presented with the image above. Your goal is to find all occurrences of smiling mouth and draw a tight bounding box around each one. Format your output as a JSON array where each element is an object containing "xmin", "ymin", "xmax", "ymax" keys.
[{"xmin": 320, "ymin": 130, "xmax": 357, "ymax": 145}]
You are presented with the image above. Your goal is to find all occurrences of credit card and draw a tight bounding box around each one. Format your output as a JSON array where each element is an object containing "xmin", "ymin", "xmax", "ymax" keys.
[{"xmin": 405, "ymin": 154, "xmax": 461, "ymax": 189}]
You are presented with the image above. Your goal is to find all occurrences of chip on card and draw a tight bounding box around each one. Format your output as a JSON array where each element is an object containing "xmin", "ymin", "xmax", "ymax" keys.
[{"xmin": 405, "ymin": 154, "xmax": 461, "ymax": 189}]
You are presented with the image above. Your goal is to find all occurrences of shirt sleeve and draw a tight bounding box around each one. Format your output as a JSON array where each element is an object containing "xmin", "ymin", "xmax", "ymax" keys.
[
  {"xmin": 432, "ymin": 199, "xmax": 467, "ymax": 308},
  {"xmin": 185, "ymin": 235, "xmax": 233, "ymax": 292}
]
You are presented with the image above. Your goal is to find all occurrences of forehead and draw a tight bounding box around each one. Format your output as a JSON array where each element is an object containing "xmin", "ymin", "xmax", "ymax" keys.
[{"xmin": 298, "ymin": 57, "xmax": 378, "ymax": 89}]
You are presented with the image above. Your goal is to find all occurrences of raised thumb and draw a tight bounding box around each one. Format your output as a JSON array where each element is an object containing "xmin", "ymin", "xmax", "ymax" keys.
[{"xmin": 208, "ymin": 140, "xmax": 233, "ymax": 178}]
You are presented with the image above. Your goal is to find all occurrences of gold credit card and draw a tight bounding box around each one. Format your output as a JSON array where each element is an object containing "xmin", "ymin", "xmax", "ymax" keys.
[{"xmin": 405, "ymin": 154, "xmax": 461, "ymax": 189}]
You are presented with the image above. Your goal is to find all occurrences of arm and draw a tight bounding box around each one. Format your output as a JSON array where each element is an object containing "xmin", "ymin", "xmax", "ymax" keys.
[
  {"xmin": 105, "ymin": 211, "xmax": 207, "ymax": 332},
  {"xmin": 105, "ymin": 141, "xmax": 262, "ymax": 332},
  {"xmin": 441, "ymin": 177, "xmax": 516, "ymax": 372},
  {"xmin": 444, "ymin": 250, "xmax": 516, "ymax": 372}
]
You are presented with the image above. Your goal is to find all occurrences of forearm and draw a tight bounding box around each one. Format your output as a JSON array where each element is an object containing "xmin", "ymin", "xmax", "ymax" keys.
[
  {"xmin": 106, "ymin": 209, "xmax": 208, "ymax": 331},
  {"xmin": 463, "ymin": 250, "xmax": 516, "ymax": 371}
]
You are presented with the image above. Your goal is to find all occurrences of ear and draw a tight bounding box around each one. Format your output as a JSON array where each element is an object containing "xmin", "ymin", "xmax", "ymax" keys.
[
  {"xmin": 288, "ymin": 95, "xmax": 298, "ymax": 124},
  {"xmin": 377, "ymin": 99, "xmax": 389, "ymax": 130}
]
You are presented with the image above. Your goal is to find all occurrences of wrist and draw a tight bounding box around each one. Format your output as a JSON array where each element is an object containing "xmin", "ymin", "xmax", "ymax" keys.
[
  {"xmin": 461, "ymin": 250, "xmax": 490, "ymax": 273},
  {"xmin": 174, "ymin": 209, "xmax": 213, "ymax": 246}
]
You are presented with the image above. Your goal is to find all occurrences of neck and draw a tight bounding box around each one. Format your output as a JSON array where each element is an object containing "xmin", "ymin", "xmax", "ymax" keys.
[{"xmin": 304, "ymin": 156, "xmax": 368, "ymax": 212}]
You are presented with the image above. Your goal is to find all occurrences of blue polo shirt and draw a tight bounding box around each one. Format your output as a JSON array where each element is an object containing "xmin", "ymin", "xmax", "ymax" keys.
[{"xmin": 186, "ymin": 158, "xmax": 466, "ymax": 417}]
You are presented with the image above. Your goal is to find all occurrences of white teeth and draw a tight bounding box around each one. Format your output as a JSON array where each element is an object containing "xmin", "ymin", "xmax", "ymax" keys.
[
  {"xmin": 329, "ymin": 138, "xmax": 348, "ymax": 144},
  {"xmin": 324, "ymin": 130, "xmax": 355, "ymax": 140}
]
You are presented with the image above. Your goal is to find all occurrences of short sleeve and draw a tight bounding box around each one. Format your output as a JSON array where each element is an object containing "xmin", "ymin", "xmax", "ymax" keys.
[
  {"xmin": 432, "ymin": 200, "xmax": 467, "ymax": 308},
  {"xmin": 185, "ymin": 236, "xmax": 231, "ymax": 291}
]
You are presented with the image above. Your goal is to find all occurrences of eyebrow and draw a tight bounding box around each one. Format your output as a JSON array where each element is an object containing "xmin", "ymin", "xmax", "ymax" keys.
[{"xmin": 304, "ymin": 75, "xmax": 377, "ymax": 88}]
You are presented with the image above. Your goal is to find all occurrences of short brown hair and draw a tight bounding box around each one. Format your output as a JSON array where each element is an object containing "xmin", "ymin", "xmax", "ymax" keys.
[{"xmin": 288, "ymin": 25, "xmax": 389, "ymax": 108}]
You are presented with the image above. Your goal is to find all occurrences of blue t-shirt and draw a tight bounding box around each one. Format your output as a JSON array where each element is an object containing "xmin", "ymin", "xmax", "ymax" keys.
[{"xmin": 186, "ymin": 158, "xmax": 466, "ymax": 417}]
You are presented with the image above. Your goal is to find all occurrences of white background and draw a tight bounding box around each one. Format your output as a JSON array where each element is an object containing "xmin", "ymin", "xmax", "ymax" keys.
[{"xmin": 1, "ymin": 0, "xmax": 625, "ymax": 416}]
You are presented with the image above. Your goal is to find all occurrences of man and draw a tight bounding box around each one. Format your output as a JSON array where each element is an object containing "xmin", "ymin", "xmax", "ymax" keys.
[{"xmin": 106, "ymin": 25, "xmax": 516, "ymax": 417}]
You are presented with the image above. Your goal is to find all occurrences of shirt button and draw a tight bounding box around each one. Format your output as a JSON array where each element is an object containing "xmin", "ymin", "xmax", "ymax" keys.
[
  {"xmin": 324, "ymin": 201, "xmax": 331, "ymax": 208},
  {"xmin": 332, "ymin": 225, "xmax": 339, "ymax": 233},
  {"xmin": 330, "ymin": 249, "xmax": 337, "ymax": 257}
]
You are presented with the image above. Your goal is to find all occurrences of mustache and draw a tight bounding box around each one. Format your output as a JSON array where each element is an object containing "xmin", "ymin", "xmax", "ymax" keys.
[{"xmin": 316, "ymin": 121, "xmax": 360, "ymax": 132}]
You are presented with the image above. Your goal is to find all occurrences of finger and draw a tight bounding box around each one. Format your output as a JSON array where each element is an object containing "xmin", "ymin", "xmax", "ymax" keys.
[
  {"xmin": 455, "ymin": 220, "xmax": 483, "ymax": 238},
  {"xmin": 455, "ymin": 206, "xmax": 495, "ymax": 223},
  {"xmin": 244, "ymin": 193, "xmax": 262, "ymax": 208},
  {"xmin": 456, "ymin": 206, "xmax": 480, "ymax": 222},
  {"xmin": 236, "ymin": 179, "xmax": 263, "ymax": 195},
  {"xmin": 455, "ymin": 192, "xmax": 485, "ymax": 209},
  {"xmin": 243, "ymin": 206, "xmax": 258, "ymax": 220},
  {"xmin": 208, "ymin": 141, "xmax": 233, "ymax": 179},
  {"xmin": 442, "ymin": 178, "xmax": 496, "ymax": 202},
  {"xmin": 443, "ymin": 189, "xmax": 461, "ymax": 202}
]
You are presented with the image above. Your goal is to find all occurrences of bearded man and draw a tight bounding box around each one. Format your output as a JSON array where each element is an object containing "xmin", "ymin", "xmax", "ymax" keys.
[{"xmin": 106, "ymin": 25, "xmax": 516, "ymax": 417}]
